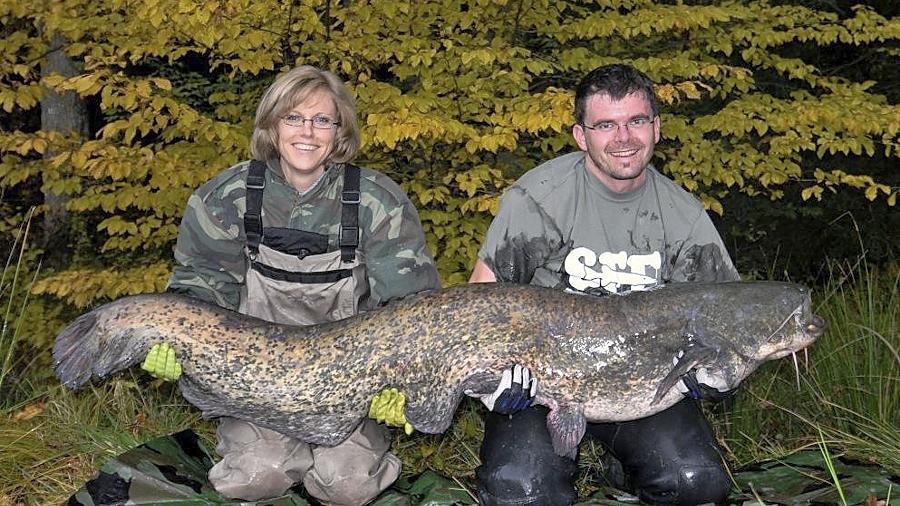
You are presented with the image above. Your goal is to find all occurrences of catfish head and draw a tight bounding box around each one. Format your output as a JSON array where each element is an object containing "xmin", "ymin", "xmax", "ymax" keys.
[
  {"xmin": 718, "ymin": 282, "xmax": 824, "ymax": 361},
  {"xmin": 653, "ymin": 282, "xmax": 826, "ymax": 403}
]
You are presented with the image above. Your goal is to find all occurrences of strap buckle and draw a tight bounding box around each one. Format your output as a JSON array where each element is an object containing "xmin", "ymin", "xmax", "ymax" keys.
[
  {"xmin": 339, "ymin": 226, "xmax": 358, "ymax": 248},
  {"xmin": 246, "ymin": 178, "xmax": 265, "ymax": 190},
  {"xmin": 244, "ymin": 215, "xmax": 262, "ymax": 231},
  {"xmin": 341, "ymin": 190, "xmax": 361, "ymax": 204},
  {"xmin": 245, "ymin": 162, "xmax": 267, "ymax": 190}
]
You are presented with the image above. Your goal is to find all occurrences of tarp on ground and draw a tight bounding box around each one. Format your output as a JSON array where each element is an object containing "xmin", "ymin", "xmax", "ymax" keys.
[{"xmin": 69, "ymin": 430, "xmax": 897, "ymax": 505}]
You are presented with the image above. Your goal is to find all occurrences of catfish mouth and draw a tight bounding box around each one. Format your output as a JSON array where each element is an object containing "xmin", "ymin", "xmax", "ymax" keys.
[
  {"xmin": 798, "ymin": 291, "xmax": 827, "ymax": 342},
  {"xmin": 795, "ymin": 297, "xmax": 826, "ymax": 347},
  {"xmin": 785, "ymin": 308, "xmax": 826, "ymax": 390},
  {"xmin": 804, "ymin": 313, "xmax": 826, "ymax": 339},
  {"xmin": 762, "ymin": 304, "xmax": 826, "ymax": 361}
]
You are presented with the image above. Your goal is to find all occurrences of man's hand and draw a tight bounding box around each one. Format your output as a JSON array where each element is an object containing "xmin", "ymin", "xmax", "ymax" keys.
[
  {"xmin": 679, "ymin": 368, "xmax": 734, "ymax": 402},
  {"xmin": 141, "ymin": 343, "xmax": 182, "ymax": 381},
  {"xmin": 470, "ymin": 364, "xmax": 537, "ymax": 415},
  {"xmin": 369, "ymin": 388, "xmax": 414, "ymax": 435}
]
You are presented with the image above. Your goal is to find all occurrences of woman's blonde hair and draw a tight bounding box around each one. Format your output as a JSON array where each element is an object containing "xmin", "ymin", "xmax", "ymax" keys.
[{"xmin": 251, "ymin": 65, "xmax": 359, "ymax": 168}]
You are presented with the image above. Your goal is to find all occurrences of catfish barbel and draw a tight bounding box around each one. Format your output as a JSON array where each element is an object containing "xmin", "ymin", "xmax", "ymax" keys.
[{"xmin": 53, "ymin": 281, "xmax": 825, "ymax": 458}]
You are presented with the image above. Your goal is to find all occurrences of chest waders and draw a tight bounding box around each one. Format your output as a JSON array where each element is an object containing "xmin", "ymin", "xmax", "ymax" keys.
[
  {"xmin": 238, "ymin": 160, "xmax": 369, "ymax": 326},
  {"xmin": 209, "ymin": 161, "xmax": 400, "ymax": 505}
]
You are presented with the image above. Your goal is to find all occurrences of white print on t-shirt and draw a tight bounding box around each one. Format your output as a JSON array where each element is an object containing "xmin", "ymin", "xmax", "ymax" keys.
[{"xmin": 564, "ymin": 247, "xmax": 661, "ymax": 294}]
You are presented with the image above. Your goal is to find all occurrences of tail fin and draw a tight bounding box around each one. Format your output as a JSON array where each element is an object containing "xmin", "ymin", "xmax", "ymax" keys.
[
  {"xmin": 53, "ymin": 312, "xmax": 100, "ymax": 389},
  {"xmin": 53, "ymin": 303, "xmax": 148, "ymax": 389}
]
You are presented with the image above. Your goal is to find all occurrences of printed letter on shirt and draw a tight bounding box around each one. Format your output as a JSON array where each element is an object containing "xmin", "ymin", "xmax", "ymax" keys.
[{"xmin": 564, "ymin": 247, "xmax": 661, "ymax": 294}]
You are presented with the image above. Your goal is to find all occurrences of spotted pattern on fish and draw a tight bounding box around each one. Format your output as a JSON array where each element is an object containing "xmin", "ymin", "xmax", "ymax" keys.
[{"xmin": 53, "ymin": 282, "xmax": 825, "ymax": 458}]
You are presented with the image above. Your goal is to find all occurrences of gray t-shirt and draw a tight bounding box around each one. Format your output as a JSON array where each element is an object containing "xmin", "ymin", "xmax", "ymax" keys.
[{"xmin": 479, "ymin": 152, "xmax": 739, "ymax": 295}]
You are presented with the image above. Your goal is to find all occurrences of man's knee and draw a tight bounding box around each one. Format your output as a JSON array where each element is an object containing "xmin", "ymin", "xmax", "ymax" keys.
[
  {"xmin": 477, "ymin": 408, "xmax": 577, "ymax": 506},
  {"xmin": 678, "ymin": 463, "xmax": 732, "ymax": 504},
  {"xmin": 476, "ymin": 457, "xmax": 577, "ymax": 506},
  {"xmin": 589, "ymin": 400, "xmax": 732, "ymax": 505},
  {"xmin": 633, "ymin": 461, "xmax": 732, "ymax": 505}
]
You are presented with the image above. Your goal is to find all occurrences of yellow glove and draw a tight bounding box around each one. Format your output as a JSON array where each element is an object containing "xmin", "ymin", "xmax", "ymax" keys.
[
  {"xmin": 141, "ymin": 343, "xmax": 182, "ymax": 381},
  {"xmin": 368, "ymin": 387, "xmax": 414, "ymax": 435}
]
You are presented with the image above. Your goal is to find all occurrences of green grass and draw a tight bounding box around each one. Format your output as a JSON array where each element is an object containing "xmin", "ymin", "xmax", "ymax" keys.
[
  {"xmin": 0, "ymin": 207, "xmax": 38, "ymax": 399},
  {"xmin": 818, "ymin": 427, "xmax": 849, "ymax": 506},
  {"xmin": 711, "ymin": 260, "xmax": 900, "ymax": 473},
  {"xmin": 1, "ymin": 253, "xmax": 897, "ymax": 503},
  {"xmin": 0, "ymin": 212, "xmax": 213, "ymax": 503},
  {"xmin": 1, "ymin": 377, "xmax": 213, "ymax": 504}
]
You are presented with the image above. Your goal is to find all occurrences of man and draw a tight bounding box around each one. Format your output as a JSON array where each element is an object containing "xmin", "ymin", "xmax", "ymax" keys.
[{"xmin": 470, "ymin": 64, "xmax": 740, "ymax": 505}]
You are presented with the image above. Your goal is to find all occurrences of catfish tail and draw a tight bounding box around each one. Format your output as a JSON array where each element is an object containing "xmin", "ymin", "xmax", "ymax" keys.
[{"xmin": 53, "ymin": 299, "xmax": 153, "ymax": 389}]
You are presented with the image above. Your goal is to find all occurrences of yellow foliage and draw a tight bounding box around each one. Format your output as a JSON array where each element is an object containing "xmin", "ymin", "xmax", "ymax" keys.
[
  {"xmin": 0, "ymin": 0, "xmax": 896, "ymax": 298},
  {"xmin": 801, "ymin": 185, "xmax": 824, "ymax": 201},
  {"xmin": 31, "ymin": 262, "xmax": 172, "ymax": 307}
]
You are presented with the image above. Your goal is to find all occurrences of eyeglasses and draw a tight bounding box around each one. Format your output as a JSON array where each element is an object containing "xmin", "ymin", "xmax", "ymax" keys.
[
  {"xmin": 582, "ymin": 116, "xmax": 656, "ymax": 134},
  {"xmin": 281, "ymin": 113, "xmax": 340, "ymax": 130}
]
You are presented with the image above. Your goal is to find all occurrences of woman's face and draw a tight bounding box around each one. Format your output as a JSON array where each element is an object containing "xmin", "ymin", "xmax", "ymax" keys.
[{"xmin": 277, "ymin": 90, "xmax": 338, "ymax": 191}]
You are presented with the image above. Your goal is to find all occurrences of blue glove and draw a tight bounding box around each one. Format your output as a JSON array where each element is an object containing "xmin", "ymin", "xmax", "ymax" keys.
[
  {"xmin": 680, "ymin": 368, "xmax": 734, "ymax": 402},
  {"xmin": 474, "ymin": 364, "xmax": 538, "ymax": 415}
]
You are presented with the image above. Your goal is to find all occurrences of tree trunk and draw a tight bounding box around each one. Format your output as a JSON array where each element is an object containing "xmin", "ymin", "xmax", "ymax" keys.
[{"xmin": 40, "ymin": 32, "xmax": 88, "ymax": 268}]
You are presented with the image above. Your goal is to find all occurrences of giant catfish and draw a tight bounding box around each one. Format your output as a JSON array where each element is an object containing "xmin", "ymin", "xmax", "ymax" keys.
[{"xmin": 53, "ymin": 281, "xmax": 825, "ymax": 458}]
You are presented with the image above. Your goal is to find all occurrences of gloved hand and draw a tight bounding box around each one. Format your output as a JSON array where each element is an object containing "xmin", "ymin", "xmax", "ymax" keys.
[
  {"xmin": 470, "ymin": 364, "xmax": 537, "ymax": 415},
  {"xmin": 141, "ymin": 342, "xmax": 182, "ymax": 381},
  {"xmin": 368, "ymin": 387, "xmax": 414, "ymax": 435},
  {"xmin": 679, "ymin": 368, "xmax": 734, "ymax": 402}
]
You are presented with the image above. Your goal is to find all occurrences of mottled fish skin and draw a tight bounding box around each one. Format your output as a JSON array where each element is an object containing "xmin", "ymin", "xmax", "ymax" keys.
[{"xmin": 52, "ymin": 282, "xmax": 825, "ymax": 458}]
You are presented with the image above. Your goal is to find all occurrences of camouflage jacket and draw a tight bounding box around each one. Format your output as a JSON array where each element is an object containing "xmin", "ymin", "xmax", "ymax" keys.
[
  {"xmin": 168, "ymin": 160, "xmax": 441, "ymax": 311},
  {"xmin": 479, "ymin": 152, "xmax": 739, "ymax": 295}
]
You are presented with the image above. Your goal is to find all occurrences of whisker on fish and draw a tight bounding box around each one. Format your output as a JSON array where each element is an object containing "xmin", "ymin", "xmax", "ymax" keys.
[
  {"xmin": 766, "ymin": 305, "xmax": 802, "ymax": 343},
  {"xmin": 792, "ymin": 351, "xmax": 800, "ymax": 390}
]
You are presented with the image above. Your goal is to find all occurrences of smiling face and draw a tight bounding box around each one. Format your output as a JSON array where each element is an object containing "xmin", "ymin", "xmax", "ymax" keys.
[
  {"xmin": 276, "ymin": 90, "xmax": 338, "ymax": 191},
  {"xmin": 572, "ymin": 92, "xmax": 661, "ymax": 194}
]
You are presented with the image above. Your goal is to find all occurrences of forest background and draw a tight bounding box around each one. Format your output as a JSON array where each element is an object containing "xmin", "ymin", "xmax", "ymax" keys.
[{"xmin": 0, "ymin": 0, "xmax": 898, "ymax": 503}]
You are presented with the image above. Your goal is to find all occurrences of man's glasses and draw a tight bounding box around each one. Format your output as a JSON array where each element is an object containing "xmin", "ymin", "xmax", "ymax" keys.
[
  {"xmin": 582, "ymin": 116, "xmax": 656, "ymax": 134},
  {"xmin": 281, "ymin": 114, "xmax": 340, "ymax": 130}
]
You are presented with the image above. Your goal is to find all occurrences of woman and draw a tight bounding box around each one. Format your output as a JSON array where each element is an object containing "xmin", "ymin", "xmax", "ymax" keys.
[{"xmin": 158, "ymin": 65, "xmax": 442, "ymax": 504}]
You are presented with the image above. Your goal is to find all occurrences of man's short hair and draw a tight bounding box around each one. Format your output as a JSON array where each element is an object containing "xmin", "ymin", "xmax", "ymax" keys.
[
  {"xmin": 575, "ymin": 64, "xmax": 659, "ymax": 123},
  {"xmin": 251, "ymin": 65, "xmax": 360, "ymax": 169}
]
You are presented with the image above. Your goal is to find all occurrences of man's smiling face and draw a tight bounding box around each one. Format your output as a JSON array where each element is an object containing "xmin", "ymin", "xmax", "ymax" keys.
[{"xmin": 572, "ymin": 92, "xmax": 661, "ymax": 194}]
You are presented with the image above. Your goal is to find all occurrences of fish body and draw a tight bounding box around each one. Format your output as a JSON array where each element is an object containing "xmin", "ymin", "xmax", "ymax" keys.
[{"xmin": 53, "ymin": 282, "xmax": 824, "ymax": 457}]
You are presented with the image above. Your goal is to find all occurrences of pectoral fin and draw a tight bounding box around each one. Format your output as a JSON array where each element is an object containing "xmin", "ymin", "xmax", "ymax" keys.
[
  {"xmin": 545, "ymin": 404, "xmax": 586, "ymax": 459},
  {"xmin": 651, "ymin": 344, "xmax": 717, "ymax": 405}
]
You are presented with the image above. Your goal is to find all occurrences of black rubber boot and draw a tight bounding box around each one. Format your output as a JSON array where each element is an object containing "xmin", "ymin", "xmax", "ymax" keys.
[
  {"xmin": 476, "ymin": 406, "xmax": 578, "ymax": 506},
  {"xmin": 586, "ymin": 399, "xmax": 732, "ymax": 505}
]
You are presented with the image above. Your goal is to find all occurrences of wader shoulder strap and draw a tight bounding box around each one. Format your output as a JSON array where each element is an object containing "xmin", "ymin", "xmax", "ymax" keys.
[
  {"xmin": 243, "ymin": 160, "xmax": 268, "ymax": 256},
  {"xmin": 340, "ymin": 164, "xmax": 361, "ymax": 263}
]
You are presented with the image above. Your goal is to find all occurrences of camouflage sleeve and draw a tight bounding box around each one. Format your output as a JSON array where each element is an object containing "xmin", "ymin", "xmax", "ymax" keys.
[
  {"xmin": 361, "ymin": 194, "xmax": 441, "ymax": 309},
  {"xmin": 670, "ymin": 211, "xmax": 740, "ymax": 283},
  {"xmin": 167, "ymin": 191, "xmax": 247, "ymax": 311},
  {"xmin": 478, "ymin": 186, "xmax": 564, "ymax": 284}
]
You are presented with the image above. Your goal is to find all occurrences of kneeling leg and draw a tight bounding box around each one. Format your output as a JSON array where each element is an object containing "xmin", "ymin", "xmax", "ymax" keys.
[
  {"xmin": 477, "ymin": 406, "xmax": 578, "ymax": 506},
  {"xmin": 587, "ymin": 400, "xmax": 732, "ymax": 505}
]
